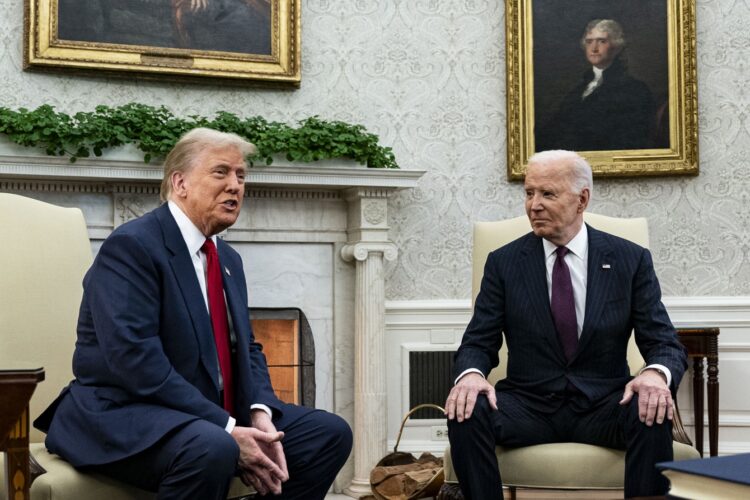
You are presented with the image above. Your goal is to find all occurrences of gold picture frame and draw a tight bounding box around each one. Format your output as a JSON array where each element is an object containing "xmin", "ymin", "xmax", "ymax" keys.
[
  {"xmin": 24, "ymin": 0, "xmax": 300, "ymax": 85},
  {"xmin": 506, "ymin": 0, "xmax": 697, "ymax": 179}
]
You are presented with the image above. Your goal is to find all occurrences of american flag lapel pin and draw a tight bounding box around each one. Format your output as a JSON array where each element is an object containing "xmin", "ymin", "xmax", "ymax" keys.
[{"xmin": 602, "ymin": 264, "xmax": 611, "ymax": 269}]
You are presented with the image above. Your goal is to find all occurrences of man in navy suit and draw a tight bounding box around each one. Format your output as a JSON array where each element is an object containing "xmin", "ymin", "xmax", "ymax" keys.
[
  {"xmin": 35, "ymin": 128, "xmax": 352, "ymax": 499},
  {"xmin": 445, "ymin": 150, "xmax": 686, "ymax": 499}
]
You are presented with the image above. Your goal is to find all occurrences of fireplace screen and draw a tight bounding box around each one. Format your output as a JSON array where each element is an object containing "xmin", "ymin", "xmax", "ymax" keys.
[{"xmin": 249, "ymin": 308, "xmax": 315, "ymax": 407}]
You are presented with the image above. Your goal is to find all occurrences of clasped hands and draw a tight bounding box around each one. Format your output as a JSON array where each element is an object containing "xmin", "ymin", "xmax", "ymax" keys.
[
  {"xmin": 231, "ymin": 409, "xmax": 289, "ymax": 495},
  {"xmin": 446, "ymin": 369, "xmax": 674, "ymax": 426}
]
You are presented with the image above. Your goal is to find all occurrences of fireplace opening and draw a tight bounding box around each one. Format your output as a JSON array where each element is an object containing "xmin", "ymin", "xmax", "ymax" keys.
[{"xmin": 249, "ymin": 308, "xmax": 315, "ymax": 407}]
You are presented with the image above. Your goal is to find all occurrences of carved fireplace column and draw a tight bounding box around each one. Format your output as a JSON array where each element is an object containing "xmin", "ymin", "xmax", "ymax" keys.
[{"xmin": 341, "ymin": 188, "xmax": 397, "ymax": 497}]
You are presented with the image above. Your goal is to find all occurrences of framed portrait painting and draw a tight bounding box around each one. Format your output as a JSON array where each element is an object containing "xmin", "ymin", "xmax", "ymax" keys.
[
  {"xmin": 506, "ymin": 0, "xmax": 698, "ymax": 179},
  {"xmin": 24, "ymin": 0, "xmax": 300, "ymax": 85}
]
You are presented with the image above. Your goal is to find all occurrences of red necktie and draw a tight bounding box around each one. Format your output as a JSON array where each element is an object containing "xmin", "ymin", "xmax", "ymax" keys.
[
  {"xmin": 551, "ymin": 246, "xmax": 578, "ymax": 361},
  {"xmin": 201, "ymin": 238, "xmax": 234, "ymax": 414}
]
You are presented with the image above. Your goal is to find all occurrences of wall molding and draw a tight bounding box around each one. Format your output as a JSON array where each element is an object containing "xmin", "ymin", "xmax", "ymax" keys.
[
  {"xmin": 0, "ymin": 153, "xmax": 425, "ymax": 190},
  {"xmin": 386, "ymin": 296, "xmax": 750, "ymax": 329},
  {"xmin": 663, "ymin": 296, "xmax": 750, "ymax": 326}
]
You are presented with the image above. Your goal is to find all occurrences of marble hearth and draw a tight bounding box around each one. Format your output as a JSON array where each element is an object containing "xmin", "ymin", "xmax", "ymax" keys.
[{"xmin": 0, "ymin": 149, "xmax": 424, "ymax": 495}]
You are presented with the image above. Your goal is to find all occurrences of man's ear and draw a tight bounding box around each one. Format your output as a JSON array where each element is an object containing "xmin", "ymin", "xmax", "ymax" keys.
[
  {"xmin": 578, "ymin": 188, "xmax": 591, "ymax": 213},
  {"xmin": 171, "ymin": 171, "xmax": 187, "ymax": 199}
]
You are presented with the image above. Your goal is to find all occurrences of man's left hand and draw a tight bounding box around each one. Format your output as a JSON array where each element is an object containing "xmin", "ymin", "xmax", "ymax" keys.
[
  {"xmin": 619, "ymin": 369, "xmax": 673, "ymax": 426},
  {"xmin": 243, "ymin": 409, "xmax": 289, "ymax": 493}
]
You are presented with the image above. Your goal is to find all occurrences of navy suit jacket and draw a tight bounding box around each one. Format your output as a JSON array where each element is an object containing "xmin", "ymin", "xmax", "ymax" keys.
[
  {"xmin": 454, "ymin": 224, "xmax": 687, "ymax": 412},
  {"xmin": 35, "ymin": 204, "xmax": 281, "ymax": 466}
]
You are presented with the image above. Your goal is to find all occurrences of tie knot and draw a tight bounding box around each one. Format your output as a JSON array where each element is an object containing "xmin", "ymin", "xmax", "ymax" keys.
[
  {"xmin": 201, "ymin": 238, "xmax": 217, "ymax": 256},
  {"xmin": 556, "ymin": 246, "xmax": 569, "ymax": 259}
]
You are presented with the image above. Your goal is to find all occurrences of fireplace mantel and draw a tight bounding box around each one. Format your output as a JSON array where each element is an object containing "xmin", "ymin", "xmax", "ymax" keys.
[
  {"xmin": 0, "ymin": 153, "xmax": 422, "ymax": 190},
  {"xmin": 0, "ymin": 150, "xmax": 424, "ymax": 496}
]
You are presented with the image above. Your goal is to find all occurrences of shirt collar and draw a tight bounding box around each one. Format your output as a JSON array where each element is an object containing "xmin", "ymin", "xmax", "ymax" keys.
[
  {"xmin": 543, "ymin": 222, "xmax": 588, "ymax": 260},
  {"xmin": 591, "ymin": 66, "xmax": 604, "ymax": 81},
  {"xmin": 167, "ymin": 200, "xmax": 216, "ymax": 256}
]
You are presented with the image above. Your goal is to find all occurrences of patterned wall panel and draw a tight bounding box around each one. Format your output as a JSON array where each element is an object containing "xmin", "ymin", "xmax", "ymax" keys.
[{"xmin": 1, "ymin": 0, "xmax": 748, "ymax": 299}]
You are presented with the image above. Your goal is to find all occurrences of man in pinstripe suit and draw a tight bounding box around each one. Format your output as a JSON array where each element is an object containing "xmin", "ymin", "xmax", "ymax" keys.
[{"xmin": 445, "ymin": 150, "xmax": 687, "ymax": 499}]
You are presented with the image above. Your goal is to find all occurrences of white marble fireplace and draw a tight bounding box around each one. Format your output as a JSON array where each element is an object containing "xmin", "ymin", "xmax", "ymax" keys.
[{"xmin": 0, "ymin": 147, "xmax": 424, "ymax": 495}]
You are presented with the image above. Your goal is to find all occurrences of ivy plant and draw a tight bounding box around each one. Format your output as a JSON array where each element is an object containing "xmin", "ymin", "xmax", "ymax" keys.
[{"xmin": 0, "ymin": 103, "xmax": 399, "ymax": 168}]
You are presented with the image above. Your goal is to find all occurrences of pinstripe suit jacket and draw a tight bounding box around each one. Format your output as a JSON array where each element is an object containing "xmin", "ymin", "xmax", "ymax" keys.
[{"xmin": 454, "ymin": 224, "xmax": 687, "ymax": 412}]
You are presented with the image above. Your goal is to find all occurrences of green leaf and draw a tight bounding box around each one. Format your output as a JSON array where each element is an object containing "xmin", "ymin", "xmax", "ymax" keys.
[{"xmin": 0, "ymin": 104, "xmax": 399, "ymax": 169}]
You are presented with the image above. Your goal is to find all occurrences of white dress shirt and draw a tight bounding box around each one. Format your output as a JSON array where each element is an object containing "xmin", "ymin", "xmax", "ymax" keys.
[
  {"xmin": 168, "ymin": 201, "xmax": 271, "ymax": 431},
  {"xmin": 582, "ymin": 66, "xmax": 604, "ymax": 99},
  {"xmin": 457, "ymin": 223, "xmax": 672, "ymax": 386},
  {"xmin": 542, "ymin": 225, "xmax": 588, "ymax": 338}
]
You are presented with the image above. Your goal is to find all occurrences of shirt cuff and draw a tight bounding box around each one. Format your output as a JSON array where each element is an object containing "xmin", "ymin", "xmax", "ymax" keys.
[
  {"xmin": 251, "ymin": 403, "xmax": 273, "ymax": 419},
  {"xmin": 455, "ymin": 368, "xmax": 485, "ymax": 385},
  {"xmin": 641, "ymin": 364, "xmax": 672, "ymax": 387},
  {"xmin": 225, "ymin": 415, "xmax": 236, "ymax": 433}
]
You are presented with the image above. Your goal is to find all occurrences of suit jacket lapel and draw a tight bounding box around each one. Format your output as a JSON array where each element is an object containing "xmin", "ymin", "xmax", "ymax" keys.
[
  {"xmin": 216, "ymin": 243, "xmax": 249, "ymax": 349},
  {"xmin": 156, "ymin": 205, "xmax": 221, "ymax": 394},
  {"xmin": 518, "ymin": 235, "xmax": 567, "ymax": 362},
  {"xmin": 577, "ymin": 224, "xmax": 617, "ymax": 357},
  {"xmin": 217, "ymin": 242, "xmax": 255, "ymax": 404}
]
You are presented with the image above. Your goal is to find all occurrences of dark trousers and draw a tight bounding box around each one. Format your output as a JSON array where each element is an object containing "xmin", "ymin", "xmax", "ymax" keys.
[
  {"xmin": 447, "ymin": 390, "xmax": 673, "ymax": 500},
  {"xmin": 86, "ymin": 404, "xmax": 352, "ymax": 500}
]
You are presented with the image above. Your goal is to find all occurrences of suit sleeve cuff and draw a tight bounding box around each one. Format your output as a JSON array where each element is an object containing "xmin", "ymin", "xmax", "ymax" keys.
[
  {"xmin": 641, "ymin": 364, "xmax": 672, "ymax": 387},
  {"xmin": 455, "ymin": 368, "xmax": 485, "ymax": 385},
  {"xmin": 225, "ymin": 416, "xmax": 236, "ymax": 433},
  {"xmin": 251, "ymin": 403, "xmax": 273, "ymax": 419}
]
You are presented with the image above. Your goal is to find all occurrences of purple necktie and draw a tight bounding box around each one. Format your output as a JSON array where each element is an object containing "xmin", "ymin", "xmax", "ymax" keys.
[{"xmin": 551, "ymin": 246, "xmax": 578, "ymax": 361}]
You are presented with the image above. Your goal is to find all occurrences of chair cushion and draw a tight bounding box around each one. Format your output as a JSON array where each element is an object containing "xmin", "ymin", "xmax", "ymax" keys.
[
  {"xmin": 443, "ymin": 441, "xmax": 700, "ymax": 489},
  {"xmin": 0, "ymin": 443, "xmax": 255, "ymax": 500}
]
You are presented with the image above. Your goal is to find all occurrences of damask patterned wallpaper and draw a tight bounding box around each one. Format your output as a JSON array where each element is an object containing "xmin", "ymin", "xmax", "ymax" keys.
[{"xmin": 1, "ymin": 1, "xmax": 747, "ymax": 299}]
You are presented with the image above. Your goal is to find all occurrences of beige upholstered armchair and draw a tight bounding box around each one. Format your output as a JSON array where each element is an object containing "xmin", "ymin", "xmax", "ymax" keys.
[
  {"xmin": 0, "ymin": 194, "xmax": 253, "ymax": 500},
  {"xmin": 441, "ymin": 213, "xmax": 700, "ymax": 499}
]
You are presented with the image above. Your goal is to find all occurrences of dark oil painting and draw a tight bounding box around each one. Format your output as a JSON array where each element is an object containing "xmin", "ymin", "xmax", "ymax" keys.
[
  {"xmin": 532, "ymin": 0, "xmax": 669, "ymax": 152},
  {"xmin": 57, "ymin": 0, "xmax": 272, "ymax": 56}
]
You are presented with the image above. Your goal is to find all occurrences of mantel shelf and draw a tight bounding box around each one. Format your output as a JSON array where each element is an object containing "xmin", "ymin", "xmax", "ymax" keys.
[{"xmin": 0, "ymin": 154, "xmax": 424, "ymax": 190}]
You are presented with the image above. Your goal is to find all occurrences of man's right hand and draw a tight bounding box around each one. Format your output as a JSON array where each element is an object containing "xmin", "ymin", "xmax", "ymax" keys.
[
  {"xmin": 445, "ymin": 372, "xmax": 498, "ymax": 422},
  {"xmin": 230, "ymin": 426, "xmax": 286, "ymax": 495}
]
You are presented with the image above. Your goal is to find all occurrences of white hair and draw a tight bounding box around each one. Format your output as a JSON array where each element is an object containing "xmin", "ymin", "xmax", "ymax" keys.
[
  {"xmin": 527, "ymin": 150, "xmax": 593, "ymax": 196},
  {"xmin": 581, "ymin": 19, "xmax": 626, "ymax": 51}
]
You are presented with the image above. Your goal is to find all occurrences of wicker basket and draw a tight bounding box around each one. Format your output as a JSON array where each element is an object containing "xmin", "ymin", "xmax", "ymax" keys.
[{"xmin": 370, "ymin": 404, "xmax": 446, "ymax": 500}]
